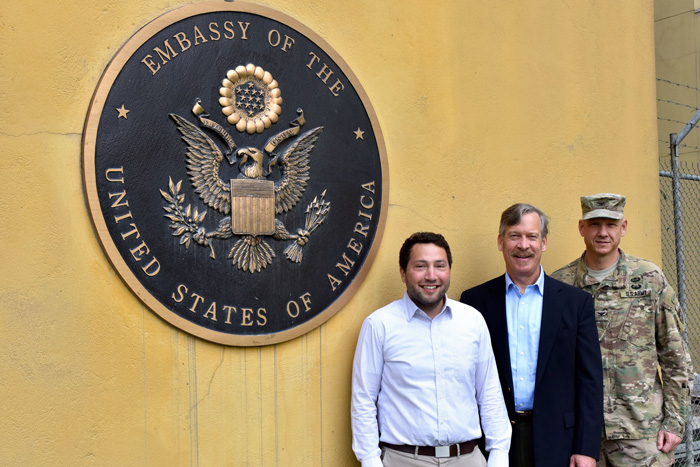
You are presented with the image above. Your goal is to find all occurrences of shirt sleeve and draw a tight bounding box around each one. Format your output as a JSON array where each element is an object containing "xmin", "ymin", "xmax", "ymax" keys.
[
  {"xmin": 474, "ymin": 316, "xmax": 512, "ymax": 456},
  {"xmin": 361, "ymin": 457, "xmax": 384, "ymax": 467},
  {"xmin": 351, "ymin": 317, "xmax": 385, "ymax": 463},
  {"xmin": 656, "ymin": 277, "xmax": 692, "ymax": 437},
  {"xmin": 486, "ymin": 449, "xmax": 508, "ymax": 467}
]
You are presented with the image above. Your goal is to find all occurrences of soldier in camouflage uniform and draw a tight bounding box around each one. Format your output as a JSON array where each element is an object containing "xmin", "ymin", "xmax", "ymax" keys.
[{"xmin": 552, "ymin": 193, "xmax": 692, "ymax": 467}]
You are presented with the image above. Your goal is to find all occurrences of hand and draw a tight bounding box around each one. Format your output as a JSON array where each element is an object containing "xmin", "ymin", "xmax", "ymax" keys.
[
  {"xmin": 657, "ymin": 430, "xmax": 682, "ymax": 453},
  {"xmin": 569, "ymin": 454, "xmax": 596, "ymax": 467}
]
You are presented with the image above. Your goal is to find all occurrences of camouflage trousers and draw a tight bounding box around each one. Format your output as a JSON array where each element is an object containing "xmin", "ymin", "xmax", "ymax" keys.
[{"xmin": 598, "ymin": 438, "xmax": 674, "ymax": 467}]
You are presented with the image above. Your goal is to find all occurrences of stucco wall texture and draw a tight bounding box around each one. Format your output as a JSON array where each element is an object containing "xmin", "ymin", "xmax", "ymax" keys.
[{"xmin": 1, "ymin": 1, "xmax": 660, "ymax": 465}]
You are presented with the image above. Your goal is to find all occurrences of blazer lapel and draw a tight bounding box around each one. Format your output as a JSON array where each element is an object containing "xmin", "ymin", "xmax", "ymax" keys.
[
  {"xmin": 535, "ymin": 275, "xmax": 563, "ymax": 388},
  {"xmin": 486, "ymin": 276, "xmax": 515, "ymax": 408}
]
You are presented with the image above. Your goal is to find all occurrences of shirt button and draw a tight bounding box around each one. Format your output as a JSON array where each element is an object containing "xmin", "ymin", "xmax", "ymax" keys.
[
  {"xmin": 520, "ymin": 326, "xmax": 524, "ymax": 330},
  {"xmin": 520, "ymin": 377, "xmax": 524, "ymax": 381}
]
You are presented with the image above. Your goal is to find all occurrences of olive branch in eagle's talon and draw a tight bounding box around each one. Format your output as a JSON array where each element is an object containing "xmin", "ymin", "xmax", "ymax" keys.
[{"xmin": 160, "ymin": 177, "xmax": 216, "ymax": 259}]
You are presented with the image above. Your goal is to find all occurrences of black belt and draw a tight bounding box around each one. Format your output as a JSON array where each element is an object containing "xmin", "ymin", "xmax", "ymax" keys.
[
  {"xmin": 381, "ymin": 440, "xmax": 477, "ymax": 457},
  {"xmin": 515, "ymin": 410, "xmax": 533, "ymax": 422}
]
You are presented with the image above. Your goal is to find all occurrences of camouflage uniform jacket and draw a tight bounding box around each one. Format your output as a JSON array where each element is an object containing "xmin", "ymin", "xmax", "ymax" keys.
[{"xmin": 552, "ymin": 250, "xmax": 691, "ymax": 440}]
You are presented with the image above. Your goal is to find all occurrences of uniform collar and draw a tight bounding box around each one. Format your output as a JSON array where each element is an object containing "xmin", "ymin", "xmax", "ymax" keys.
[{"xmin": 578, "ymin": 249, "xmax": 628, "ymax": 288}]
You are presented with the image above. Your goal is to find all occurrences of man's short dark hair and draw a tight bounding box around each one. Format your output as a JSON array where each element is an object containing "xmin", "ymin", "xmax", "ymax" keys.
[
  {"xmin": 499, "ymin": 203, "xmax": 549, "ymax": 237},
  {"xmin": 399, "ymin": 232, "xmax": 452, "ymax": 271}
]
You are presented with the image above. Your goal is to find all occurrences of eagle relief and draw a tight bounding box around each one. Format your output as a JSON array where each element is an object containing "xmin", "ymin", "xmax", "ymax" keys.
[
  {"xmin": 82, "ymin": 2, "xmax": 387, "ymax": 346},
  {"xmin": 163, "ymin": 64, "xmax": 330, "ymax": 273}
]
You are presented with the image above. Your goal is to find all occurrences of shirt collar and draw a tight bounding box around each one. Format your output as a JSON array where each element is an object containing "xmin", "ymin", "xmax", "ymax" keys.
[
  {"xmin": 401, "ymin": 292, "xmax": 451, "ymax": 321},
  {"xmin": 504, "ymin": 265, "xmax": 545, "ymax": 295}
]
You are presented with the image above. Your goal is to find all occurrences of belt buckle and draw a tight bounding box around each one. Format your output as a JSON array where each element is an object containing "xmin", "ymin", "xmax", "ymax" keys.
[{"xmin": 435, "ymin": 445, "xmax": 450, "ymax": 458}]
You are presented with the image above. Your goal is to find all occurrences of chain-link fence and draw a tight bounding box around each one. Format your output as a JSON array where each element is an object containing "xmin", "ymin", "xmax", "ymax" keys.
[{"xmin": 660, "ymin": 158, "xmax": 700, "ymax": 466}]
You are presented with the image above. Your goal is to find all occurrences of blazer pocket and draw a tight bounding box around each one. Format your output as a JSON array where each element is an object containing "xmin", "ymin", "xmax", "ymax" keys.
[{"xmin": 564, "ymin": 411, "xmax": 575, "ymax": 428}]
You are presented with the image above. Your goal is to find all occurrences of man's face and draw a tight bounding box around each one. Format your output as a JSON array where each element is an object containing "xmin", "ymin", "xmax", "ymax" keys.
[
  {"xmin": 578, "ymin": 217, "xmax": 627, "ymax": 259},
  {"xmin": 498, "ymin": 212, "xmax": 547, "ymax": 286},
  {"xmin": 400, "ymin": 243, "xmax": 451, "ymax": 316}
]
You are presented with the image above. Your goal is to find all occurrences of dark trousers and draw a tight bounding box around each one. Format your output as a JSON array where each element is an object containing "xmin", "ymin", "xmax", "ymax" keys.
[{"xmin": 514, "ymin": 417, "xmax": 535, "ymax": 467}]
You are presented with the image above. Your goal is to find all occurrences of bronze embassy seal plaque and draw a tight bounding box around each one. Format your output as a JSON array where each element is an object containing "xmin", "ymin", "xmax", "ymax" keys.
[{"xmin": 82, "ymin": 2, "xmax": 388, "ymax": 346}]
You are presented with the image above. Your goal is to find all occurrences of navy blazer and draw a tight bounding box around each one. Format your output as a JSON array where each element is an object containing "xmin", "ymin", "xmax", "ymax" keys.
[{"xmin": 460, "ymin": 274, "xmax": 603, "ymax": 467}]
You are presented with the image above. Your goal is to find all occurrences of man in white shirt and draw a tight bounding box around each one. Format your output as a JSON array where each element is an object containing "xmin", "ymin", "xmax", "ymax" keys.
[{"xmin": 351, "ymin": 232, "xmax": 511, "ymax": 467}]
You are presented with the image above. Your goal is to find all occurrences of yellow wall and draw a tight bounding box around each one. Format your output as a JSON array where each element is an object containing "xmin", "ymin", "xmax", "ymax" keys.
[{"xmin": 1, "ymin": 1, "xmax": 660, "ymax": 465}]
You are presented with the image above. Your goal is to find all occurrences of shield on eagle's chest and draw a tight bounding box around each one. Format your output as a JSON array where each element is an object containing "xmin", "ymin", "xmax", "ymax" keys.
[{"xmin": 230, "ymin": 179, "xmax": 275, "ymax": 235}]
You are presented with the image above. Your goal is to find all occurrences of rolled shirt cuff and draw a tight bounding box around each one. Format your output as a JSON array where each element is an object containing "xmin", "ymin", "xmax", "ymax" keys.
[
  {"xmin": 486, "ymin": 449, "xmax": 508, "ymax": 467},
  {"xmin": 361, "ymin": 456, "xmax": 384, "ymax": 467}
]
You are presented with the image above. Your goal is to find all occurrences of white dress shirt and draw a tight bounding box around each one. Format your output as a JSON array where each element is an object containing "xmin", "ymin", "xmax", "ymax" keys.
[{"xmin": 351, "ymin": 293, "xmax": 511, "ymax": 467}]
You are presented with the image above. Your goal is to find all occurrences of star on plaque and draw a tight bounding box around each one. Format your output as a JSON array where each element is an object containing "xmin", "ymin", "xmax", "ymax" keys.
[
  {"xmin": 354, "ymin": 128, "xmax": 364, "ymax": 140},
  {"xmin": 116, "ymin": 105, "xmax": 130, "ymax": 119}
]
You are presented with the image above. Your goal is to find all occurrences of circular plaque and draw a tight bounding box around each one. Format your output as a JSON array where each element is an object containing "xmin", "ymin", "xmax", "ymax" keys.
[{"xmin": 82, "ymin": 2, "xmax": 388, "ymax": 345}]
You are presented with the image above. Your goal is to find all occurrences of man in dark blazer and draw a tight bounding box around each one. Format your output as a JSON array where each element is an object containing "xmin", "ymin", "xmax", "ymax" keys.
[{"xmin": 461, "ymin": 203, "xmax": 603, "ymax": 467}]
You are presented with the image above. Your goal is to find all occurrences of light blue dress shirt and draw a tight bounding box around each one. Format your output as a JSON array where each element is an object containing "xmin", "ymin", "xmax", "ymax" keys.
[{"xmin": 505, "ymin": 266, "xmax": 545, "ymax": 411}]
